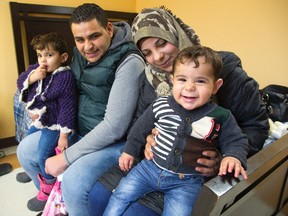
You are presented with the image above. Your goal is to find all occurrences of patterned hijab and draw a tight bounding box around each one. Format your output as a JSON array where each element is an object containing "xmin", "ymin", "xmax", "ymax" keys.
[{"xmin": 131, "ymin": 6, "xmax": 200, "ymax": 96}]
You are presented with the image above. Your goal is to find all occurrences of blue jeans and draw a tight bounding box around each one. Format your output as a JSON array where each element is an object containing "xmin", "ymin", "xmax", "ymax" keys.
[
  {"xmin": 17, "ymin": 130, "xmax": 76, "ymax": 189},
  {"xmin": 103, "ymin": 159, "xmax": 204, "ymax": 216},
  {"xmin": 26, "ymin": 126, "xmax": 60, "ymax": 180},
  {"xmin": 88, "ymin": 181, "xmax": 160, "ymax": 216},
  {"xmin": 17, "ymin": 131, "xmax": 125, "ymax": 216}
]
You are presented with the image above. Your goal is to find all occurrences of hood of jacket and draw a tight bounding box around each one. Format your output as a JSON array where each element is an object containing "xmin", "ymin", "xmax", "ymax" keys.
[{"xmin": 110, "ymin": 21, "xmax": 133, "ymax": 50}]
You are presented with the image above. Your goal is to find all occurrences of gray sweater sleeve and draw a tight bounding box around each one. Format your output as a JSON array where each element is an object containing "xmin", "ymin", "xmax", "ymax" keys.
[{"xmin": 64, "ymin": 54, "xmax": 145, "ymax": 165}]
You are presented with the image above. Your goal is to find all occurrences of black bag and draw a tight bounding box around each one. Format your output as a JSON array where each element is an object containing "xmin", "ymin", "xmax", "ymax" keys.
[{"xmin": 260, "ymin": 84, "xmax": 288, "ymax": 122}]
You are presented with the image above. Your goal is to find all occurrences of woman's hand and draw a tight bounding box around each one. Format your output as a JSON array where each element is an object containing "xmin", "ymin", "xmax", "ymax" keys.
[
  {"xmin": 195, "ymin": 150, "xmax": 222, "ymax": 177},
  {"xmin": 144, "ymin": 128, "xmax": 159, "ymax": 160}
]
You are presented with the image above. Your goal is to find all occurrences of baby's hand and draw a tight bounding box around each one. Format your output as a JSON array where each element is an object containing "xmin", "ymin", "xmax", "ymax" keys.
[
  {"xmin": 30, "ymin": 64, "xmax": 47, "ymax": 83},
  {"xmin": 57, "ymin": 134, "xmax": 68, "ymax": 152},
  {"xmin": 28, "ymin": 111, "xmax": 39, "ymax": 121},
  {"xmin": 119, "ymin": 152, "xmax": 134, "ymax": 172},
  {"xmin": 218, "ymin": 156, "xmax": 247, "ymax": 179}
]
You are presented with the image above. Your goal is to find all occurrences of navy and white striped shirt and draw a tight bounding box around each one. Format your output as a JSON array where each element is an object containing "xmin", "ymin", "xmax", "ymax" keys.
[
  {"xmin": 124, "ymin": 96, "xmax": 248, "ymax": 174},
  {"xmin": 152, "ymin": 97, "xmax": 181, "ymax": 161}
]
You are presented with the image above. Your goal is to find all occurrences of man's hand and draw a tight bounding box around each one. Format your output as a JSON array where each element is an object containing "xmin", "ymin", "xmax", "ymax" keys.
[
  {"xmin": 45, "ymin": 153, "xmax": 68, "ymax": 177},
  {"xmin": 119, "ymin": 152, "xmax": 134, "ymax": 172},
  {"xmin": 195, "ymin": 150, "xmax": 222, "ymax": 177},
  {"xmin": 144, "ymin": 128, "xmax": 159, "ymax": 160}
]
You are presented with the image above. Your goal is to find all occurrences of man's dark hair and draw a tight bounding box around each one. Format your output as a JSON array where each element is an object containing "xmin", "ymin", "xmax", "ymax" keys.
[
  {"xmin": 173, "ymin": 45, "xmax": 223, "ymax": 79},
  {"xmin": 69, "ymin": 3, "xmax": 108, "ymax": 28}
]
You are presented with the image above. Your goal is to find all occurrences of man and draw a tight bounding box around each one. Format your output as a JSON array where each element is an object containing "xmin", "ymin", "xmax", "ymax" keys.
[{"xmin": 17, "ymin": 3, "xmax": 144, "ymax": 215}]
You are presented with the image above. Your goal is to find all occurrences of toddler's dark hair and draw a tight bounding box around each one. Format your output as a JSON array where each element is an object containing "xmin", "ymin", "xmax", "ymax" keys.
[
  {"xmin": 173, "ymin": 45, "xmax": 222, "ymax": 79},
  {"xmin": 30, "ymin": 32, "xmax": 68, "ymax": 55}
]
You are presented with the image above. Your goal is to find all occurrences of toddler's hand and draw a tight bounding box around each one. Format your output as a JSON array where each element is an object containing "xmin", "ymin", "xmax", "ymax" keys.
[
  {"xmin": 33, "ymin": 64, "xmax": 47, "ymax": 81},
  {"xmin": 119, "ymin": 152, "xmax": 134, "ymax": 172},
  {"xmin": 57, "ymin": 134, "xmax": 68, "ymax": 152},
  {"xmin": 218, "ymin": 156, "xmax": 247, "ymax": 179},
  {"xmin": 28, "ymin": 111, "xmax": 39, "ymax": 121}
]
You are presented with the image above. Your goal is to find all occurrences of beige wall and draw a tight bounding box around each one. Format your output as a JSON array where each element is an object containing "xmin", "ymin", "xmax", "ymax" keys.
[
  {"xmin": 136, "ymin": 0, "xmax": 288, "ymax": 88},
  {"xmin": 1, "ymin": 0, "xmax": 287, "ymax": 139}
]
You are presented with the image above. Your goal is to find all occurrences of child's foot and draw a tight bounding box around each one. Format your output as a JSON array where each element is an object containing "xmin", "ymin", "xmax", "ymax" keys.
[
  {"xmin": 16, "ymin": 172, "xmax": 32, "ymax": 183},
  {"xmin": 27, "ymin": 174, "xmax": 55, "ymax": 212},
  {"xmin": 27, "ymin": 197, "xmax": 47, "ymax": 212}
]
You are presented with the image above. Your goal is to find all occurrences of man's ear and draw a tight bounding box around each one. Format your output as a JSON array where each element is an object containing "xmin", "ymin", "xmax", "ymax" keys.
[
  {"xmin": 61, "ymin": 53, "xmax": 68, "ymax": 63},
  {"xmin": 107, "ymin": 22, "xmax": 114, "ymax": 38},
  {"xmin": 212, "ymin": 78, "xmax": 223, "ymax": 94}
]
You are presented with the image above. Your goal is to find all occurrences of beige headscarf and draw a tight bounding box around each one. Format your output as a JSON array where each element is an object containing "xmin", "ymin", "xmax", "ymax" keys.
[{"xmin": 131, "ymin": 7, "xmax": 200, "ymax": 96}]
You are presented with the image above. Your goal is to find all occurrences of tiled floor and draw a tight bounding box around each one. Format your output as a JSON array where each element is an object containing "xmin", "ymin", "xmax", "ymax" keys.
[
  {"xmin": 1, "ymin": 145, "xmax": 17, "ymax": 155},
  {"xmin": 0, "ymin": 146, "xmax": 38, "ymax": 216}
]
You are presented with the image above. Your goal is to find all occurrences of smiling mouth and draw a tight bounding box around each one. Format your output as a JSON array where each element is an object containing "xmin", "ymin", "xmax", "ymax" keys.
[
  {"xmin": 86, "ymin": 52, "xmax": 97, "ymax": 57},
  {"xmin": 85, "ymin": 49, "xmax": 99, "ymax": 57},
  {"xmin": 160, "ymin": 58, "xmax": 171, "ymax": 68},
  {"xmin": 183, "ymin": 96, "xmax": 197, "ymax": 101}
]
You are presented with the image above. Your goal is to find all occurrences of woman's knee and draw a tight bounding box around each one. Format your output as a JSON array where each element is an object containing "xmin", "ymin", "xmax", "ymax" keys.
[{"xmin": 88, "ymin": 181, "xmax": 112, "ymax": 216}]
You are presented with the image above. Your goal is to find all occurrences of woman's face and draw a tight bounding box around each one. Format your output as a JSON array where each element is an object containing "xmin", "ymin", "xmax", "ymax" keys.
[{"xmin": 139, "ymin": 37, "xmax": 179, "ymax": 73}]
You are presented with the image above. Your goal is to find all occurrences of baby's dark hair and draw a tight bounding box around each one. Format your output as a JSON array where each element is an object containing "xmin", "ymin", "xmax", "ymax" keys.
[
  {"xmin": 69, "ymin": 3, "xmax": 108, "ymax": 28},
  {"xmin": 30, "ymin": 32, "xmax": 68, "ymax": 55},
  {"xmin": 173, "ymin": 45, "xmax": 222, "ymax": 79}
]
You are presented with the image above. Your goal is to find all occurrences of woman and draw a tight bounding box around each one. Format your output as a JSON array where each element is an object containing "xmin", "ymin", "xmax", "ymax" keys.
[{"xmin": 88, "ymin": 7, "xmax": 269, "ymax": 216}]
